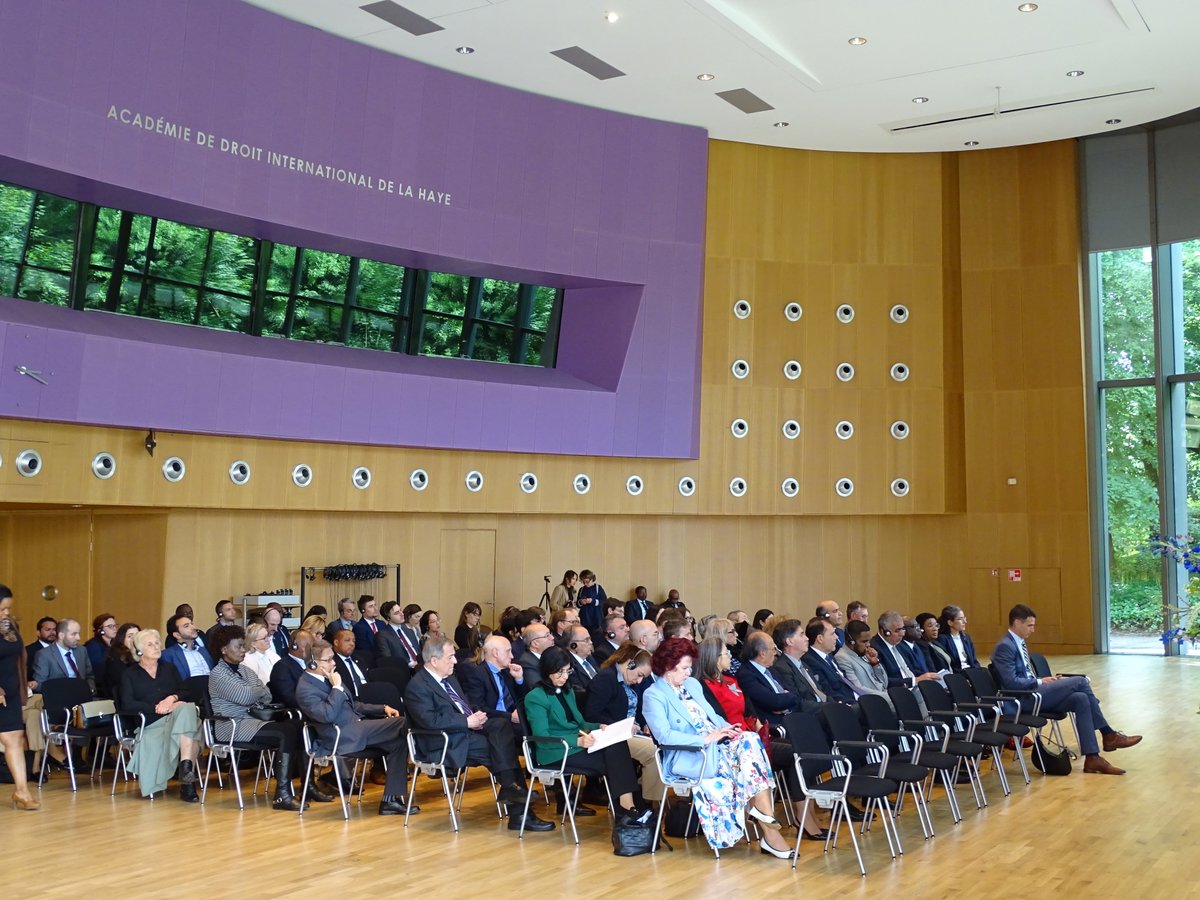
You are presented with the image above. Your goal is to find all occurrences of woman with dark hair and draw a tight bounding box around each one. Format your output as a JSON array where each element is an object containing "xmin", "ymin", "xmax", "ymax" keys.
[
  {"xmin": 575, "ymin": 570, "xmax": 607, "ymax": 632},
  {"xmin": 419, "ymin": 610, "xmax": 442, "ymax": 647},
  {"xmin": 549, "ymin": 571, "xmax": 578, "ymax": 612},
  {"xmin": 0, "ymin": 584, "xmax": 37, "ymax": 810},
  {"xmin": 586, "ymin": 643, "xmax": 663, "ymax": 805},
  {"xmin": 454, "ymin": 602, "xmax": 483, "ymax": 651},
  {"xmin": 751, "ymin": 609, "xmax": 774, "ymax": 632},
  {"xmin": 643, "ymin": 637, "xmax": 791, "ymax": 858},
  {"xmin": 915, "ymin": 613, "xmax": 952, "ymax": 671},
  {"xmin": 85, "ymin": 612, "xmax": 117, "ymax": 673},
  {"xmin": 524, "ymin": 646, "xmax": 651, "ymax": 825},
  {"xmin": 935, "ymin": 605, "xmax": 981, "ymax": 671},
  {"xmin": 102, "ymin": 623, "xmax": 141, "ymax": 700},
  {"xmin": 206, "ymin": 625, "xmax": 309, "ymax": 811},
  {"xmin": 695, "ymin": 637, "xmax": 827, "ymax": 841}
]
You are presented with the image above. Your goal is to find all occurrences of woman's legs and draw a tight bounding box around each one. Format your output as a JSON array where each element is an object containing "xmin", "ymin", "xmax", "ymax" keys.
[
  {"xmin": 749, "ymin": 788, "xmax": 791, "ymax": 851},
  {"xmin": 1, "ymin": 729, "xmax": 34, "ymax": 804}
]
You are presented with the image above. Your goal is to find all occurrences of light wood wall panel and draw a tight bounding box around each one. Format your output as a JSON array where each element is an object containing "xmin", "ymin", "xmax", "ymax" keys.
[{"xmin": 91, "ymin": 512, "xmax": 168, "ymax": 633}]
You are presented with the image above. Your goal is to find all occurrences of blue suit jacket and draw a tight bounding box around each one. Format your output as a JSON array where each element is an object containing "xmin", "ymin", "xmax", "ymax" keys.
[
  {"xmin": 642, "ymin": 676, "xmax": 730, "ymax": 782},
  {"xmin": 352, "ymin": 618, "xmax": 381, "ymax": 654},
  {"xmin": 800, "ymin": 649, "xmax": 857, "ymax": 704},
  {"xmin": 936, "ymin": 632, "xmax": 980, "ymax": 672},
  {"xmin": 991, "ymin": 632, "xmax": 1038, "ymax": 691},
  {"xmin": 734, "ymin": 661, "xmax": 800, "ymax": 724},
  {"xmin": 160, "ymin": 642, "xmax": 213, "ymax": 681},
  {"xmin": 870, "ymin": 635, "xmax": 924, "ymax": 688}
]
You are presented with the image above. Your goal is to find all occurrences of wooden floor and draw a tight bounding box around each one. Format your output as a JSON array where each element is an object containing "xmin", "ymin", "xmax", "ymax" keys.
[{"xmin": 5, "ymin": 654, "xmax": 1197, "ymax": 899}]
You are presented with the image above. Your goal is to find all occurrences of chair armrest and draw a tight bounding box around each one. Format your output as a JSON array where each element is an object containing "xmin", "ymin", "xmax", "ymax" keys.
[
  {"xmin": 660, "ymin": 743, "xmax": 704, "ymax": 754},
  {"xmin": 523, "ymin": 735, "xmax": 571, "ymax": 772},
  {"xmin": 406, "ymin": 728, "xmax": 451, "ymax": 767},
  {"xmin": 831, "ymin": 739, "xmax": 889, "ymax": 776},
  {"xmin": 867, "ymin": 728, "xmax": 924, "ymax": 760}
]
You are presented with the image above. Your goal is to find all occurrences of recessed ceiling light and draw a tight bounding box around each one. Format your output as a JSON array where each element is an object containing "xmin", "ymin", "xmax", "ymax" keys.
[
  {"xmin": 1106, "ymin": 118, "xmax": 1122, "ymax": 125},
  {"xmin": 964, "ymin": 140, "xmax": 980, "ymax": 147},
  {"xmin": 604, "ymin": 11, "xmax": 619, "ymax": 23},
  {"xmin": 456, "ymin": 46, "xmax": 474, "ymax": 55},
  {"xmin": 697, "ymin": 73, "xmax": 715, "ymax": 82},
  {"xmin": 1018, "ymin": 3, "xmax": 1038, "ymax": 11},
  {"xmin": 912, "ymin": 96, "xmax": 929, "ymax": 104},
  {"xmin": 773, "ymin": 121, "xmax": 789, "ymax": 128},
  {"xmin": 848, "ymin": 36, "xmax": 867, "ymax": 46},
  {"xmin": 1066, "ymin": 70, "xmax": 1084, "ymax": 77}
]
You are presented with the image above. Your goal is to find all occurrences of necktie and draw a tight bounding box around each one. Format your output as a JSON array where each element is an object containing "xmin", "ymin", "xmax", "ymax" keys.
[
  {"xmin": 65, "ymin": 651, "xmax": 80, "ymax": 678},
  {"xmin": 369, "ymin": 619, "xmax": 377, "ymax": 634},
  {"xmin": 396, "ymin": 626, "xmax": 418, "ymax": 661},
  {"xmin": 493, "ymin": 668, "xmax": 514, "ymax": 712},
  {"xmin": 582, "ymin": 657, "xmax": 596, "ymax": 678},
  {"xmin": 342, "ymin": 656, "xmax": 363, "ymax": 696},
  {"xmin": 796, "ymin": 661, "xmax": 826, "ymax": 702},
  {"xmin": 892, "ymin": 644, "xmax": 914, "ymax": 679},
  {"xmin": 442, "ymin": 679, "xmax": 471, "ymax": 715},
  {"xmin": 1019, "ymin": 638, "xmax": 1034, "ymax": 677},
  {"xmin": 762, "ymin": 665, "xmax": 786, "ymax": 693}
]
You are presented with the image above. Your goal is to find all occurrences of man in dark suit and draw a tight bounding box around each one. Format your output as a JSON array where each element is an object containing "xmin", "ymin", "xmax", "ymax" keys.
[
  {"xmin": 26, "ymin": 616, "xmax": 57, "ymax": 682},
  {"xmin": 325, "ymin": 598, "xmax": 357, "ymax": 642},
  {"xmin": 870, "ymin": 611, "xmax": 941, "ymax": 689},
  {"xmin": 734, "ymin": 629, "xmax": 802, "ymax": 725},
  {"xmin": 161, "ymin": 615, "xmax": 214, "ymax": 681},
  {"xmin": 562, "ymin": 625, "xmax": 600, "ymax": 699},
  {"xmin": 768, "ymin": 619, "xmax": 824, "ymax": 713},
  {"xmin": 206, "ymin": 599, "xmax": 239, "ymax": 651},
  {"xmin": 295, "ymin": 639, "xmax": 417, "ymax": 814},
  {"xmin": 816, "ymin": 601, "xmax": 846, "ymax": 651},
  {"xmin": 31, "ymin": 618, "xmax": 95, "ymax": 694},
  {"xmin": 800, "ymin": 618, "xmax": 857, "ymax": 705},
  {"xmin": 269, "ymin": 629, "xmax": 314, "ymax": 707},
  {"xmin": 624, "ymin": 586, "xmax": 655, "ymax": 625},
  {"xmin": 375, "ymin": 600, "xmax": 421, "ymax": 669},
  {"xmin": 458, "ymin": 634, "xmax": 527, "ymax": 726},
  {"xmin": 264, "ymin": 605, "xmax": 290, "ymax": 658},
  {"xmin": 993, "ymin": 603, "xmax": 1140, "ymax": 775},
  {"xmin": 352, "ymin": 595, "xmax": 381, "ymax": 668},
  {"xmin": 404, "ymin": 634, "xmax": 552, "ymax": 831},
  {"xmin": 330, "ymin": 628, "xmax": 371, "ymax": 702},
  {"xmin": 592, "ymin": 613, "xmax": 628, "ymax": 664},
  {"xmin": 516, "ymin": 623, "xmax": 555, "ymax": 686}
]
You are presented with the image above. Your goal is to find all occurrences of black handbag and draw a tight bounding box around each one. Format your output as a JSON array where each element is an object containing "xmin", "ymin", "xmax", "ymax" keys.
[
  {"xmin": 1030, "ymin": 736, "xmax": 1072, "ymax": 776},
  {"xmin": 248, "ymin": 702, "xmax": 289, "ymax": 722},
  {"xmin": 612, "ymin": 818, "xmax": 657, "ymax": 856},
  {"xmin": 663, "ymin": 798, "xmax": 702, "ymax": 838}
]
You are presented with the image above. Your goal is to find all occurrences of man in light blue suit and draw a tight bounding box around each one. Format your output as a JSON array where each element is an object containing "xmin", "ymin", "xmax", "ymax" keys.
[{"xmin": 993, "ymin": 603, "xmax": 1141, "ymax": 776}]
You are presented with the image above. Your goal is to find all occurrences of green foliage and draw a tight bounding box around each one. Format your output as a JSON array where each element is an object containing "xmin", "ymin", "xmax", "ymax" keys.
[{"xmin": 1108, "ymin": 580, "xmax": 1164, "ymax": 631}]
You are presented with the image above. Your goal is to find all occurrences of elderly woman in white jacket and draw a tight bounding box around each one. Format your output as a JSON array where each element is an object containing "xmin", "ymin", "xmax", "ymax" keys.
[
  {"xmin": 642, "ymin": 637, "xmax": 791, "ymax": 858},
  {"xmin": 242, "ymin": 622, "xmax": 280, "ymax": 686}
]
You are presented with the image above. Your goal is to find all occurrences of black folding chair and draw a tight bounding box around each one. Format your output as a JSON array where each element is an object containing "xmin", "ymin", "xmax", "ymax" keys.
[
  {"xmin": 38, "ymin": 678, "xmax": 112, "ymax": 791},
  {"xmin": 890, "ymin": 686, "xmax": 987, "ymax": 809},
  {"xmin": 1025, "ymin": 653, "xmax": 1080, "ymax": 756},
  {"xmin": 945, "ymin": 673, "xmax": 1031, "ymax": 786},
  {"xmin": 918, "ymin": 680, "xmax": 1011, "ymax": 797}
]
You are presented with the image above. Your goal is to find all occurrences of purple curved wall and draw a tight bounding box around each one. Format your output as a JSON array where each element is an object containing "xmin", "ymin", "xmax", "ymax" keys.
[{"xmin": 0, "ymin": 0, "xmax": 706, "ymax": 457}]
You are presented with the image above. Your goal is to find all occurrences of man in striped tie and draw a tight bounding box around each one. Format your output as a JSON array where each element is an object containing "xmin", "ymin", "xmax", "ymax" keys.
[{"xmin": 992, "ymin": 603, "xmax": 1141, "ymax": 775}]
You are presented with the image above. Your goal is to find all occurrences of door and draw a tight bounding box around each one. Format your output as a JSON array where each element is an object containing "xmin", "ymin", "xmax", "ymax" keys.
[{"xmin": 440, "ymin": 529, "xmax": 497, "ymax": 629}]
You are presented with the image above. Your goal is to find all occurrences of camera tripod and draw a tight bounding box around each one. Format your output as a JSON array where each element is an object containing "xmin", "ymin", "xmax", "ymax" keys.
[{"xmin": 538, "ymin": 575, "xmax": 552, "ymax": 611}]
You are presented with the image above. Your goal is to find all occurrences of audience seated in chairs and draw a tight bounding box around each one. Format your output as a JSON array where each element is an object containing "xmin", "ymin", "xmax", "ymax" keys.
[
  {"xmin": 329, "ymin": 628, "xmax": 372, "ymax": 702},
  {"xmin": 936, "ymin": 606, "xmax": 981, "ymax": 672},
  {"xmin": 119, "ymin": 629, "xmax": 203, "ymax": 802},
  {"xmin": 419, "ymin": 610, "xmax": 443, "ymax": 649},
  {"xmin": 268, "ymin": 629, "xmax": 313, "ymax": 708},
  {"xmin": 25, "ymin": 616, "xmax": 56, "ymax": 682},
  {"xmin": 375, "ymin": 601, "xmax": 422, "ymax": 669},
  {"xmin": 84, "ymin": 613, "xmax": 117, "ymax": 675},
  {"xmin": 915, "ymin": 613, "xmax": 954, "ymax": 672},
  {"xmin": 457, "ymin": 634, "xmax": 527, "ymax": 727},
  {"xmin": 31, "ymin": 618, "xmax": 95, "ymax": 695},
  {"xmin": 403, "ymin": 633, "xmax": 553, "ymax": 832},
  {"xmin": 161, "ymin": 615, "xmax": 214, "ymax": 680},
  {"xmin": 592, "ymin": 613, "xmax": 629, "ymax": 665},
  {"xmin": 454, "ymin": 602, "xmax": 484, "ymax": 653},
  {"xmin": 523, "ymin": 647, "xmax": 651, "ymax": 826},
  {"xmin": 206, "ymin": 625, "xmax": 310, "ymax": 811},
  {"xmin": 584, "ymin": 642, "xmax": 664, "ymax": 807},
  {"xmin": 242, "ymin": 622, "xmax": 280, "ymax": 686},
  {"xmin": 643, "ymin": 637, "xmax": 793, "ymax": 859},
  {"xmin": 102, "ymin": 624, "xmax": 140, "ymax": 702},
  {"xmin": 834, "ymin": 621, "xmax": 893, "ymax": 705},
  {"xmin": 295, "ymin": 639, "xmax": 416, "ymax": 815}
]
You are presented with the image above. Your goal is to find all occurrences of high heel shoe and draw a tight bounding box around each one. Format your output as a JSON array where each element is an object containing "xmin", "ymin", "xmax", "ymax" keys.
[
  {"xmin": 759, "ymin": 837, "xmax": 795, "ymax": 860},
  {"xmin": 747, "ymin": 806, "xmax": 782, "ymax": 828},
  {"xmin": 12, "ymin": 792, "xmax": 40, "ymax": 811}
]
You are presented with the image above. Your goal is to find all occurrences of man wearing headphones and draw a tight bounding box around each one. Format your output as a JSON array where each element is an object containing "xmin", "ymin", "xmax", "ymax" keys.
[
  {"xmin": 268, "ymin": 629, "xmax": 314, "ymax": 708},
  {"xmin": 561, "ymin": 625, "xmax": 600, "ymax": 700},
  {"xmin": 296, "ymin": 639, "xmax": 418, "ymax": 816},
  {"xmin": 816, "ymin": 600, "xmax": 846, "ymax": 651},
  {"xmin": 592, "ymin": 613, "xmax": 628, "ymax": 664}
]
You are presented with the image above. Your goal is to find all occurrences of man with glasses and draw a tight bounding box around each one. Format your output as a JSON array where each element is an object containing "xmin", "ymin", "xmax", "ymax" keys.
[
  {"xmin": 870, "ymin": 610, "xmax": 940, "ymax": 710},
  {"xmin": 562, "ymin": 625, "xmax": 599, "ymax": 698},
  {"xmin": 517, "ymin": 623, "xmax": 556, "ymax": 686},
  {"xmin": 296, "ymin": 639, "xmax": 417, "ymax": 815}
]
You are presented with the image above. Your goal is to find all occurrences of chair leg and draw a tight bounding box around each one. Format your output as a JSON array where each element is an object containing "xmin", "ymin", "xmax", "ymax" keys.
[
  {"xmin": 298, "ymin": 757, "xmax": 313, "ymax": 816},
  {"xmin": 1011, "ymin": 737, "xmax": 1031, "ymax": 785},
  {"xmin": 231, "ymin": 752, "xmax": 245, "ymax": 810},
  {"xmin": 561, "ymin": 776, "xmax": 579, "ymax": 844},
  {"xmin": 839, "ymin": 799, "xmax": 868, "ymax": 877},
  {"xmin": 651, "ymin": 787, "xmax": 670, "ymax": 855},
  {"xmin": 64, "ymin": 740, "xmax": 78, "ymax": 792}
]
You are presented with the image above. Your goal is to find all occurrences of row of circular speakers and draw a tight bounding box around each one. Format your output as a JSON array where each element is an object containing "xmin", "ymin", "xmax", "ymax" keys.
[
  {"xmin": 0, "ymin": 449, "xmax": 909, "ymax": 498},
  {"xmin": 731, "ymin": 359, "xmax": 910, "ymax": 382},
  {"xmin": 733, "ymin": 300, "xmax": 910, "ymax": 324},
  {"xmin": 734, "ymin": 419, "xmax": 910, "ymax": 440}
]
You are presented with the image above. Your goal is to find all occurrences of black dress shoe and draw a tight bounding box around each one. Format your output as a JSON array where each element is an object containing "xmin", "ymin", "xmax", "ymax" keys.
[
  {"xmin": 508, "ymin": 811, "xmax": 555, "ymax": 832},
  {"xmin": 801, "ymin": 829, "xmax": 831, "ymax": 841},
  {"xmin": 845, "ymin": 804, "xmax": 866, "ymax": 822},
  {"xmin": 304, "ymin": 782, "xmax": 336, "ymax": 803},
  {"xmin": 379, "ymin": 799, "xmax": 420, "ymax": 815},
  {"xmin": 272, "ymin": 795, "xmax": 306, "ymax": 812},
  {"xmin": 558, "ymin": 802, "xmax": 597, "ymax": 817},
  {"xmin": 497, "ymin": 783, "xmax": 528, "ymax": 805}
]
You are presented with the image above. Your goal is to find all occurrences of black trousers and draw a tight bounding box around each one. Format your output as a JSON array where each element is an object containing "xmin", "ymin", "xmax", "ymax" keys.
[
  {"xmin": 767, "ymin": 739, "xmax": 803, "ymax": 797},
  {"xmin": 464, "ymin": 716, "xmax": 521, "ymax": 782},
  {"xmin": 559, "ymin": 742, "xmax": 637, "ymax": 799}
]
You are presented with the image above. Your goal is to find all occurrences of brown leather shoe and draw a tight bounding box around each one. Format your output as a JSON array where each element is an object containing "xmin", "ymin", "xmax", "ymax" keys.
[
  {"xmin": 1102, "ymin": 731, "xmax": 1142, "ymax": 752},
  {"xmin": 1082, "ymin": 754, "xmax": 1125, "ymax": 775}
]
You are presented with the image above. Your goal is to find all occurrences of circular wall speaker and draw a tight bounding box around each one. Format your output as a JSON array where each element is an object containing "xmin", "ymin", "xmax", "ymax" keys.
[
  {"xmin": 836, "ymin": 362, "xmax": 855, "ymax": 382},
  {"xmin": 890, "ymin": 304, "xmax": 909, "ymax": 323},
  {"xmin": 891, "ymin": 478, "xmax": 910, "ymax": 497},
  {"xmin": 91, "ymin": 452, "xmax": 116, "ymax": 480},
  {"xmin": 520, "ymin": 472, "xmax": 538, "ymax": 494},
  {"xmin": 626, "ymin": 475, "xmax": 644, "ymax": 496},
  {"xmin": 733, "ymin": 299, "xmax": 751, "ymax": 319},
  {"xmin": 352, "ymin": 466, "xmax": 372, "ymax": 490},
  {"xmin": 729, "ymin": 476, "xmax": 747, "ymax": 497},
  {"xmin": 782, "ymin": 419, "xmax": 801, "ymax": 440},
  {"xmin": 835, "ymin": 420, "xmax": 855, "ymax": 440},
  {"xmin": 410, "ymin": 469, "xmax": 429, "ymax": 491},
  {"xmin": 162, "ymin": 456, "xmax": 186, "ymax": 483},
  {"xmin": 573, "ymin": 473, "xmax": 591, "ymax": 495},
  {"xmin": 783, "ymin": 360, "xmax": 802, "ymax": 380},
  {"xmin": 677, "ymin": 476, "xmax": 696, "ymax": 497},
  {"xmin": 465, "ymin": 470, "xmax": 484, "ymax": 492},
  {"xmin": 784, "ymin": 302, "xmax": 803, "ymax": 322},
  {"xmin": 292, "ymin": 464, "xmax": 312, "ymax": 487},
  {"xmin": 15, "ymin": 449, "xmax": 42, "ymax": 478},
  {"xmin": 835, "ymin": 478, "xmax": 855, "ymax": 497},
  {"xmin": 836, "ymin": 304, "xmax": 855, "ymax": 323},
  {"xmin": 890, "ymin": 420, "xmax": 910, "ymax": 440},
  {"xmin": 781, "ymin": 477, "xmax": 799, "ymax": 498},
  {"xmin": 890, "ymin": 362, "xmax": 910, "ymax": 382},
  {"xmin": 730, "ymin": 418, "xmax": 749, "ymax": 438},
  {"xmin": 731, "ymin": 359, "xmax": 750, "ymax": 380},
  {"xmin": 229, "ymin": 460, "xmax": 251, "ymax": 486}
]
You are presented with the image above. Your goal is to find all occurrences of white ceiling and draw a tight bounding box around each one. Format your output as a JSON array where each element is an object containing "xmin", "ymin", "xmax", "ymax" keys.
[{"xmin": 243, "ymin": 0, "xmax": 1200, "ymax": 152}]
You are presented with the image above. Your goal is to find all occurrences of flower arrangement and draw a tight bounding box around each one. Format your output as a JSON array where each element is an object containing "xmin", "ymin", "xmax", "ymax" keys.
[{"xmin": 1146, "ymin": 532, "xmax": 1200, "ymax": 648}]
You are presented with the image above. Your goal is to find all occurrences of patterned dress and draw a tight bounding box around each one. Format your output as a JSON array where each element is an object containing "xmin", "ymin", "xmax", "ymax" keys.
[{"xmin": 677, "ymin": 687, "xmax": 773, "ymax": 849}]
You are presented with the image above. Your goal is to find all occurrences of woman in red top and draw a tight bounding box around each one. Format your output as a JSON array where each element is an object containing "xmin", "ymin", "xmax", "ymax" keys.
[{"xmin": 696, "ymin": 636, "xmax": 827, "ymax": 840}]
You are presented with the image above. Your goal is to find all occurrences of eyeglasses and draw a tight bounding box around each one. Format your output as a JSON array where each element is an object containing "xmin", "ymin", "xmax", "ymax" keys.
[{"xmin": 316, "ymin": 656, "xmax": 335, "ymax": 664}]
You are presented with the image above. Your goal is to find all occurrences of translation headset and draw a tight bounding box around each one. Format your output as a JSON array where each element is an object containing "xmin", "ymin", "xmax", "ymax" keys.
[
  {"xmin": 305, "ymin": 647, "xmax": 320, "ymax": 670},
  {"xmin": 606, "ymin": 631, "xmax": 617, "ymax": 639}
]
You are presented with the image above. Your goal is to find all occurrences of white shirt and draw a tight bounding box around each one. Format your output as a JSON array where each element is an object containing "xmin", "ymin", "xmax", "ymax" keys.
[
  {"xmin": 244, "ymin": 646, "xmax": 280, "ymax": 685},
  {"xmin": 180, "ymin": 643, "xmax": 211, "ymax": 677},
  {"xmin": 950, "ymin": 633, "xmax": 969, "ymax": 667}
]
